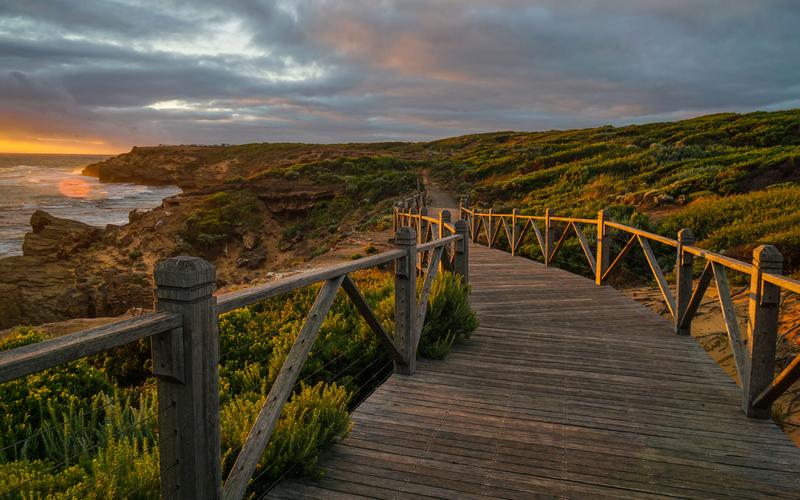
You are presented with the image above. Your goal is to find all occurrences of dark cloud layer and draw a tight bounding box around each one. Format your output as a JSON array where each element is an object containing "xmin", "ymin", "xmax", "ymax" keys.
[{"xmin": 1, "ymin": 0, "xmax": 799, "ymax": 151}]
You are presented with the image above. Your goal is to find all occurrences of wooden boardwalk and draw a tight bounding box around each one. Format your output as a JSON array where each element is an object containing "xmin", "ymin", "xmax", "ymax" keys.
[{"xmin": 270, "ymin": 243, "xmax": 800, "ymax": 499}]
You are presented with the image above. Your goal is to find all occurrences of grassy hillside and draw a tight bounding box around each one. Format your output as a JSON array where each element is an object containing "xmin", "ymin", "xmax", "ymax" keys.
[{"xmin": 428, "ymin": 109, "xmax": 800, "ymax": 271}]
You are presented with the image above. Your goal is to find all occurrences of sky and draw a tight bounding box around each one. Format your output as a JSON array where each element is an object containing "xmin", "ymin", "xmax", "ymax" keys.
[{"xmin": 1, "ymin": 0, "xmax": 799, "ymax": 154}]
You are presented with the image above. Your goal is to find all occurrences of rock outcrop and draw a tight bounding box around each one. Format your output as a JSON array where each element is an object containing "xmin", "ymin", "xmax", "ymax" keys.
[
  {"xmin": 23, "ymin": 210, "xmax": 102, "ymax": 260},
  {"xmin": 0, "ymin": 211, "xmax": 148, "ymax": 329}
]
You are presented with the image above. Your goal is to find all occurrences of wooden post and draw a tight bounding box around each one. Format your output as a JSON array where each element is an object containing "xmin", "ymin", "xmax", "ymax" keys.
[
  {"xmin": 440, "ymin": 209, "xmax": 451, "ymax": 238},
  {"xmin": 153, "ymin": 257, "xmax": 221, "ymax": 499},
  {"xmin": 544, "ymin": 208, "xmax": 553, "ymax": 267},
  {"xmin": 674, "ymin": 229, "xmax": 695, "ymax": 335},
  {"xmin": 454, "ymin": 220, "xmax": 469, "ymax": 285},
  {"xmin": 742, "ymin": 245, "xmax": 783, "ymax": 418},
  {"xmin": 511, "ymin": 209, "xmax": 518, "ymax": 256},
  {"xmin": 394, "ymin": 227, "xmax": 417, "ymax": 375},
  {"xmin": 414, "ymin": 208, "xmax": 425, "ymax": 244},
  {"xmin": 417, "ymin": 207, "xmax": 426, "ymax": 244},
  {"xmin": 471, "ymin": 208, "xmax": 478, "ymax": 243},
  {"xmin": 392, "ymin": 204, "xmax": 399, "ymax": 233},
  {"xmin": 487, "ymin": 208, "xmax": 493, "ymax": 248},
  {"xmin": 595, "ymin": 210, "xmax": 609, "ymax": 284}
]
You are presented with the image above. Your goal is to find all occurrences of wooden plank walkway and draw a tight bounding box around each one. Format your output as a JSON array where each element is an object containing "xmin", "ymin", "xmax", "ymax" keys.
[{"xmin": 269, "ymin": 243, "xmax": 800, "ymax": 499}]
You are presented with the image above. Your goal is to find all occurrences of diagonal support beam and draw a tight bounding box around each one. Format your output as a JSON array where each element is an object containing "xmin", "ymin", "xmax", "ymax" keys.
[
  {"xmin": 514, "ymin": 219, "xmax": 531, "ymax": 254},
  {"xmin": 415, "ymin": 245, "xmax": 443, "ymax": 350},
  {"xmin": 638, "ymin": 235, "xmax": 676, "ymax": 318},
  {"xmin": 223, "ymin": 276, "xmax": 344, "ymax": 500},
  {"xmin": 602, "ymin": 233, "xmax": 637, "ymax": 282},
  {"xmin": 342, "ymin": 276, "xmax": 405, "ymax": 364},
  {"xmin": 679, "ymin": 261, "xmax": 713, "ymax": 329},
  {"xmin": 712, "ymin": 262, "xmax": 746, "ymax": 382},
  {"xmin": 498, "ymin": 216, "xmax": 511, "ymax": 248},
  {"xmin": 573, "ymin": 223, "xmax": 596, "ymax": 274},
  {"xmin": 548, "ymin": 222, "xmax": 571, "ymax": 264},
  {"xmin": 482, "ymin": 215, "xmax": 492, "ymax": 245},
  {"xmin": 530, "ymin": 221, "xmax": 545, "ymax": 257},
  {"xmin": 754, "ymin": 354, "xmax": 800, "ymax": 409}
]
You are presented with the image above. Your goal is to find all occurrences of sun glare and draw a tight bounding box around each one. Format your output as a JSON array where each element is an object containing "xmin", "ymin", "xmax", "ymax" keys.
[{"xmin": 57, "ymin": 178, "xmax": 92, "ymax": 198}]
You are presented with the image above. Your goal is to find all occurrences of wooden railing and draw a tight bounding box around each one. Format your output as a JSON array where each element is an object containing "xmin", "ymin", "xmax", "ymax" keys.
[
  {"xmin": 396, "ymin": 191, "xmax": 427, "ymax": 211},
  {"xmin": 459, "ymin": 204, "xmax": 800, "ymax": 419},
  {"xmin": 0, "ymin": 209, "xmax": 468, "ymax": 499}
]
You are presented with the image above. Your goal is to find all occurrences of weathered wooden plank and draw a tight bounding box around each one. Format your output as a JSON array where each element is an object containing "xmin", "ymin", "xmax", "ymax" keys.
[
  {"xmin": 711, "ymin": 262, "xmax": 746, "ymax": 381},
  {"xmin": 223, "ymin": 276, "xmax": 344, "ymax": 500},
  {"xmin": 638, "ymin": 235, "xmax": 676, "ymax": 318},
  {"xmin": 217, "ymin": 250, "xmax": 402, "ymax": 314},
  {"xmin": 0, "ymin": 312, "xmax": 181, "ymax": 384},
  {"xmin": 678, "ymin": 260, "xmax": 713, "ymax": 330},
  {"xmin": 755, "ymin": 354, "xmax": 800, "ymax": 408},
  {"xmin": 529, "ymin": 219, "xmax": 545, "ymax": 256},
  {"xmin": 606, "ymin": 221, "xmax": 678, "ymax": 248},
  {"xmin": 573, "ymin": 222, "xmax": 597, "ymax": 274}
]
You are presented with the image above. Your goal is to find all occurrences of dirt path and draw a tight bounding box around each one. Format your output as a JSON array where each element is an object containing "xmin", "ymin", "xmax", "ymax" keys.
[{"xmin": 420, "ymin": 169, "xmax": 458, "ymax": 211}]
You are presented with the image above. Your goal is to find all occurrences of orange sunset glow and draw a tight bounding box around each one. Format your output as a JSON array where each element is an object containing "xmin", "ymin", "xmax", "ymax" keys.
[{"xmin": 0, "ymin": 137, "xmax": 124, "ymax": 155}]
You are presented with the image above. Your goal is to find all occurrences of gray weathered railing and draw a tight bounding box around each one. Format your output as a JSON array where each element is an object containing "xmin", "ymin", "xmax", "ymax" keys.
[
  {"xmin": 0, "ymin": 211, "xmax": 467, "ymax": 499},
  {"xmin": 458, "ymin": 204, "xmax": 800, "ymax": 419}
]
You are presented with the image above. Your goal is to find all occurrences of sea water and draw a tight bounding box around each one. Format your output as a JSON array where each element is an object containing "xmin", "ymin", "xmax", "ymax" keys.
[{"xmin": 0, "ymin": 153, "xmax": 181, "ymax": 257}]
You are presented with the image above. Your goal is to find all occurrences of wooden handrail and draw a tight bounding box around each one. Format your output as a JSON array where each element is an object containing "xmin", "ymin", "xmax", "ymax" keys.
[
  {"xmin": 416, "ymin": 233, "xmax": 460, "ymax": 252},
  {"xmin": 216, "ymin": 249, "xmax": 404, "ymax": 314},
  {"xmin": 0, "ymin": 312, "xmax": 182, "ymax": 384}
]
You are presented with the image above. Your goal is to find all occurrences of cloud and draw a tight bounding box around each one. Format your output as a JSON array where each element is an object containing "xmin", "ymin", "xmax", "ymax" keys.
[{"xmin": 0, "ymin": 0, "xmax": 798, "ymax": 151}]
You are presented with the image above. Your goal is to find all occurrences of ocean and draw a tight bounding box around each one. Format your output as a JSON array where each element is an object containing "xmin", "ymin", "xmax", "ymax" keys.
[{"xmin": 0, "ymin": 153, "xmax": 181, "ymax": 257}]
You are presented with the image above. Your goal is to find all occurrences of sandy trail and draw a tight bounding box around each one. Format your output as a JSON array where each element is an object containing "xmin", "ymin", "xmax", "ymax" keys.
[{"xmin": 421, "ymin": 169, "xmax": 458, "ymax": 212}]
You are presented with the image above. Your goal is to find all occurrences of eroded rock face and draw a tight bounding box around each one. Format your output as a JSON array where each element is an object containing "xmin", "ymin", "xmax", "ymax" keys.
[
  {"xmin": 0, "ymin": 210, "xmax": 142, "ymax": 329},
  {"xmin": 23, "ymin": 211, "xmax": 102, "ymax": 260}
]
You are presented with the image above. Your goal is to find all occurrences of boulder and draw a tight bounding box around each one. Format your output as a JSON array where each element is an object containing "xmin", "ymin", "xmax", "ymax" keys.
[{"xmin": 22, "ymin": 211, "xmax": 102, "ymax": 260}]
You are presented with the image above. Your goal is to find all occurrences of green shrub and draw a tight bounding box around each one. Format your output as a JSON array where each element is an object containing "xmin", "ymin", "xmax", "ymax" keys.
[
  {"xmin": 221, "ymin": 382, "xmax": 350, "ymax": 484},
  {"xmin": 419, "ymin": 272, "xmax": 478, "ymax": 359},
  {"xmin": 659, "ymin": 185, "xmax": 800, "ymax": 269},
  {"xmin": 180, "ymin": 190, "xmax": 261, "ymax": 251},
  {"xmin": 0, "ymin": 329, "xmax": 114, "ymax": 463}
]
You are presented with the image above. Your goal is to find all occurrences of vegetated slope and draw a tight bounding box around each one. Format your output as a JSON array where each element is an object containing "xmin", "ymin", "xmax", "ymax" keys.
[
  {"xmin": 82, "ymin": 141, "xmax": 427, "ymax": 188},
  {"xmin": 428, "ymin": 109, "xmax": 800, "ymax": 271}
]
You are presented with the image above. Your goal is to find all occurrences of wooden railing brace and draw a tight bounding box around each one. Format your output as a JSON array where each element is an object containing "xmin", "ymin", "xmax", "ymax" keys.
[
  {"xmin": 596, "ymin": 209, "xmax": 609, "ymax": 285},
  {"xmin": 454, "ymin": 219, "xmax": 469, "ymax": 285},
  {"xmin": 674, "ymin": 229, "xmax": 695, "ymax": 335}
]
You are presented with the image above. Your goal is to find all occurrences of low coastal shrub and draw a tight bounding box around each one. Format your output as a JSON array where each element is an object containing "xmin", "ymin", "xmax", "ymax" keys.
[
  {"xmin": 180, "ymin": 190, "xmax": 261, "ymax": 252},
  {"xmin": 659, "ymin": 184, "xmax": 800, "ymax": 269},
  {"xmin": 419, "ymin": 272, "xmax": 478, "ymax": 359}
]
